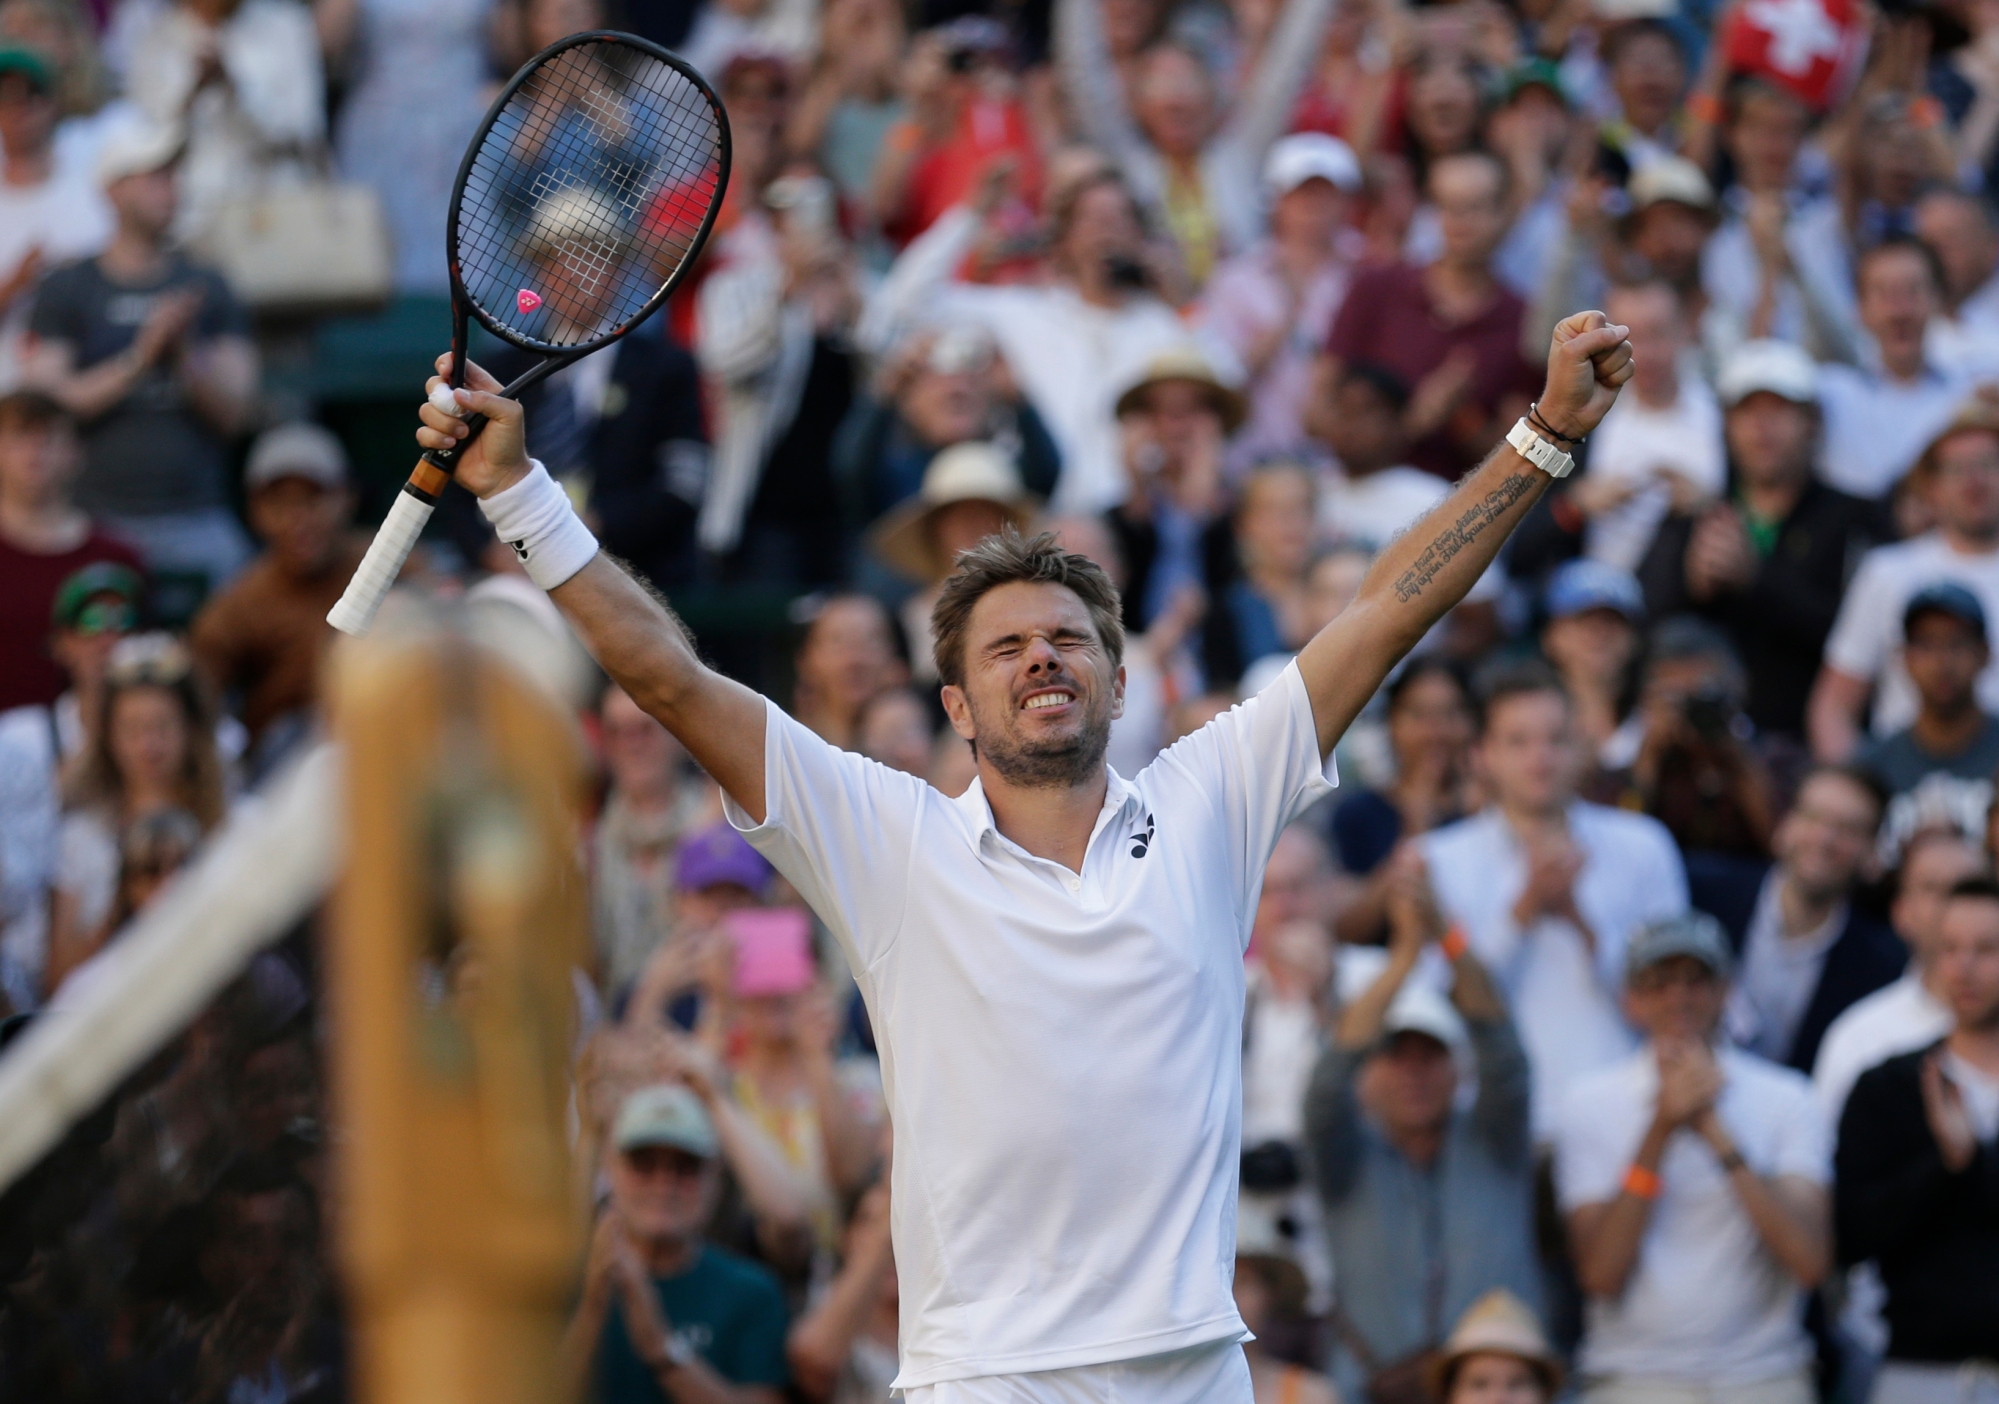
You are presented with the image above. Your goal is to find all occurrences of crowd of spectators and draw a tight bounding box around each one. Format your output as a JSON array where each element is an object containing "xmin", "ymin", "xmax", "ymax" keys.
[{"xmin": 5, "ymin": 0, "xmax": 1999, "ymax": 1396}]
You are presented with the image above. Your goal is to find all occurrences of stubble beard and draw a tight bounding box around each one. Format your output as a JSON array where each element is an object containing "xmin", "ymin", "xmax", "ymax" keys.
[{"xmin": 974, "ymin": 690, "xmax": 1114, "ymax": 790}]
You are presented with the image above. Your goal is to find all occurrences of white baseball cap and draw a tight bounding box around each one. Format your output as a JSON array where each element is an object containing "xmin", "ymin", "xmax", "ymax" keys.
[
  {"xmin": 1262, "ymin": 133, "xmax": 1363, "ymax": 198},
  {"xmin": 95, "ymin": 115, "xmax": 182, "ymax": 189},
  {"xmin": 245, "ymin": 422, "xmax": 349, "ymax": 492},
  {"xmin": 1717, "ymin": 339, "xmax": 1820, "ymax": 407}
]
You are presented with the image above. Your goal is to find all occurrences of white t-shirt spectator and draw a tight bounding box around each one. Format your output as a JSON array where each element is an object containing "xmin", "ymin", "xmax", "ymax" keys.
[
  {"xmin": 1811, "ymin": 972, "xmax": 1952, "ymax": 1121},
  {"xmin": 0, "ymin": 170, "xmax": 113, "ymax": 389},
  {"xmin": 1555, "ymin": 1046, "xmax": 1831, "ymax": 1384},
  {"xmin": 1583, "ymin": 377, "xmax": 1725, "ymax": 573},
  {"xmin": 1816, "ymin": 364, "xmax": 1969, "ymax": 501},
  {"xmin": 1420, "ymin": 803, "xmax": 1688, "ymax": 1139},
  {"xmin": 1822, "ymin": 532, "xmax": 1999, "ymax": 736},
  {"xmin": 725, "ymin": 661, "xmax": 1336, "ymax": 1389}
]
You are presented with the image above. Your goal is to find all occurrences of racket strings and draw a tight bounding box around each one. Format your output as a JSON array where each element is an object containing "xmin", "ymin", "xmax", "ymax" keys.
[{"xmin": 454, "ymin": 40, "xmax": 724, "ymax": 351}]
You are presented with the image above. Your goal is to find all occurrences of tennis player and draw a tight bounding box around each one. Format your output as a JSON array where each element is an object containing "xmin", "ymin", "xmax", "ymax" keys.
[{"xmin": 416, "ymin": 311, "xmax": 1634, "ymax": 1402}]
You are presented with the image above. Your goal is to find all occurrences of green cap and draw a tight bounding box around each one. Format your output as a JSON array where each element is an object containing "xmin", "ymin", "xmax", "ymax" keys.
[
  {"xmin": 0, "ymin": 48, "xmax": 55, "ymax": 94},
  {"xmin": 613, "ymin": 1084, "xmax": 718, "ymax": 1159},
  {"xmin": 52, "ymin": 561, "xmax": 142, "ymax": 632},
  {"xmin": 1504, "ymin": 58, "xmax": 1570, "ymax": 108}
]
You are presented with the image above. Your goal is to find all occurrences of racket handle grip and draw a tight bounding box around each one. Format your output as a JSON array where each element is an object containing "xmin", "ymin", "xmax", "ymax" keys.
[{"xmin": 328, "ymin": 487, "xmax": 435, "ymax": 636}]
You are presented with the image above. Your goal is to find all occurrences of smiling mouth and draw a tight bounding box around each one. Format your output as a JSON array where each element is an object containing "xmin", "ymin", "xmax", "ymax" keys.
[{"xmin": 1023, "ymin": 691, "xmax": 1076, "ymax": 711}]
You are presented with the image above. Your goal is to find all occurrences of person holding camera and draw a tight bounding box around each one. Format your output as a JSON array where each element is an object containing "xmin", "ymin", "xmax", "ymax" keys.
[
  {"xmin": 1625, "ymin": 617, "xmax": 1776, "ymax": 861},
  {"xmin": 1302, "ymin": 846, "xmax": 1537, "ymax": 1404}
]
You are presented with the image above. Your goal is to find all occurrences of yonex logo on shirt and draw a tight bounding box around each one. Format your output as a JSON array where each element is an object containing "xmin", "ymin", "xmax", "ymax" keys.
[{"xmin": 1130, "ymin": 813, "xmax": 1156, "ymax": 858}]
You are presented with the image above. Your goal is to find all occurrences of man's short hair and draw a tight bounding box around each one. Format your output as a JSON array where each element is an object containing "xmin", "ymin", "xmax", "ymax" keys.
[
  {"xmin": 1946, "ymin": 874, "xmax": 1999, "ymax": 905},
  {"xmin": 1798, "ymin": 762, "xmax": 1889, "ymax": 833},
  {"xmin": 0, "ymin": 389, "xmax": 69, "ymax": 435},
  {"xmin": 1602, "ymin": 17, "xmax": 1687, "ymax": 66},
  {"xmin": 1858, "ymin": 233, "xmax": 1946, "ymax": 297},
  {"xmin": 1427, "ymin": 147, "xmax": 1510, "ymax": 205},
  {"xmin": 931, "ymin": 527, "xmax": 1126, "ymax": 689},
  {"xmin": 1340, "ymin": 361, "xmax": 1411, "ymax": 412},
  {"xmin": 1473, "ymin": 657, "xmax": 1568, "ymax": 735}
]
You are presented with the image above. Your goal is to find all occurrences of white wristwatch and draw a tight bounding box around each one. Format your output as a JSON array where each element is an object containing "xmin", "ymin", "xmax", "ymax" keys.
[{"xmin": 1507, "ymin": 416, "xmax": 1576, "ymax": 478}]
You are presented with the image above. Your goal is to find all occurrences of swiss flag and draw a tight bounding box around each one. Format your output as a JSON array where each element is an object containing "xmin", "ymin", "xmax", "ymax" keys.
[{"xmin": 1721, "ymin": 0, "xmax": 1870, "ymax": 113}]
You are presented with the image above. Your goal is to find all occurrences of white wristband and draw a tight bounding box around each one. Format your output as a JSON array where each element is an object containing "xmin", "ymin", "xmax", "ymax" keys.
[{"xmin": 478, "ymin": 460, "xmax": 599, "ymax": 591}]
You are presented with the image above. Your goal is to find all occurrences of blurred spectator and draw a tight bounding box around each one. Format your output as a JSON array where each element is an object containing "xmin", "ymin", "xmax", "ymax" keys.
[
  {"xmin": 871, "ymin": 19, "xmax": 1041, "ymax": 251},
  {"xmin": 1834, "ymin": 877, "xmax": 1999, "ymax": 1404},
  {"xmin": 681, "ymin": 0, "xmax": 817, "ymax": 80},
  {"xmin": 1485, "ymin": 61, "xmax": 1575, "ymax": 304},
  {"xmin": 1815, "ymin": 399, "xmax": 1999, "ymax": 761},
  {"xmin": 1422, "ymin": 662, "xmax": 1688, "ymax": 1138},
  {"xmin": 0, "ymin": 0, "xmax": 121, "ymax": 177},
  {"xmin": 187, "ymin": 423, "xmax": 358, "ymax": 768},
  {"xmin": 1530, "ymin": 157, "xmax": 1720, "ymax": 369},
  {"xmin": 570, "ymin": 1084, "xmax": 789, "ymax": 1403},
  {"xmin": 1859, "ymin": 585, "xmax": 1999, "ymax": 859},
  {"xmin": 123, "ymin": 0, "xmax": 325, "ymax": 243},
  {"xmin": 49, "ymin": 633, "xmax": 225, "ymax": 997},
  {"xmin": 1305, "ymin": 859, "xmax": 1538, "ymax": 1404},
  {"xmin": 790, "ymin": 593, "xmax": 906, "ymax": 750},
  {"xmin": 867, "ymin": 440, "xmax": 1037, "ymax": 678},
  {"xmin": 1625, "ymin": 618, "xmax": 1775, "ymax": 860},
  {"xmin": 854, "ymin": 685, "xmax": 934, "ymax": 776},
  {"xmin": 24, "ymin": 118, "xmax": 256, "ymax": 618},
  {"xmin": 0, "ymin": 558, "xmax": 141, "ymax": 1010},
  {"xmin": 1325, "ymin": 150, "xmax": 1540, "ymax": 478},
  {"xmin": 1914, "ymin": 187, "xmax": 1999, "ymax": 364},
  {"xmin": 321, "ymin": 0, "xmax": 491, "ymax": 295},
  {"xmin": 787, "ymin": 1180, "xmax": 896, "ymax": 1402},
  {"xmin": 1814, "ymin": 828, "xmax": 1984, "ymax": 1119},
  {"xmin": 492, "ymin": 316, "xmax": 708, "ymax": 594},
  {"xmin": 622, "ymin": 824, "xmax": 773, "ymax": 1038},
  {"xmin": 0, "ymin": 46, "xmax": 111, "ymax": 389},
  {"xmin": 1702, "ymin": 77, "xmax": 1859, "ymax": 363},
  {"xmin": 1331, "ymin": 658, "xmax": 1476, "ymax": 943},
  {"xmin": 835, "ymin": 324, "xmax": 1059, "ymax": 532},
  {"xmin": 1573, "ymin": 280, "xmax": 1724, "ymax": 575},
  {"xmin": 698, "ymin": 172, "xmax": 859, "ymax": 586},
  {"xmin": 716, "ymin": 908, "xmax": 879, "ymax": 1249},
  {"xmin": 1243, "ymin": 917, "xmax": 1333, "ymax": 1161},
  {"xmin": 1103, "ymin": 345, "xmax": 1242, "ymax": 632},
  {"xmin": 1818, "ymin": 238, "xmax": 1978, "ymax": 502},
  {"xmin": 784, "ymin": 0, "xmax": 902, "ymax": 219},
  {"xmin": 1540, "ymin": 559, "xmax": 1644, "ymax": 775},
  {"xmin": 860, "ymin": 161, "xmax": 1193, "ymax": 514},
  {"xmin": 1233, "ymin": 1230, "xmax": 1338, "ymax": 1404},
  {"xmin": 1431, "ymin": 1290, "xmax": 1563, "ymax": 1404},
  {"xmin": 1059, "ymin": 0, "xmax": 1336, "ymax": 285},
  {"xmin": 592, "ymin": 683, "xmax": 715, "ymax": 998},
  {"xmin": 1197, "ymin": 133, "xmax": 1361, "ymax": 467},
  {"xmin": 1206, "ymin": 461, "xmax": 1315, "ymax": 687},
  {"xmin": 1687, "ymin": 764, "xmax": 1901, "ymax": 1073},
  {"xmin": 0, "ymin": 389, "xmax": 140, "ymax": 711},
  {"xmin": 1557, "ymin": 913, "xmax": 1831, "ymax": 1404},
  {"xmin": 1641, "ymin": 340, "xmax": 1881, "ymax": 741},
  {"xmin": 1595, "ymin": 20, "xmax": 1690, "ymax": 176}
]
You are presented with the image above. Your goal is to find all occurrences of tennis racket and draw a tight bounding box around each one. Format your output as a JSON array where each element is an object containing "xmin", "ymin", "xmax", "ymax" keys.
[{"xmin": 328, "ymin": 30, "xmax": 730, "ymax": 636}]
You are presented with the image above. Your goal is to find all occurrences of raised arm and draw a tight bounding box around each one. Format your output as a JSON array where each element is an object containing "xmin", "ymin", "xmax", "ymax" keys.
[
  {"xmin": 416, "ymin": 357, "xmax": 769, "ymax": 818},
  {"xmin": 1296, "ymin": 311, "xmax": 1633, "ymax": 757}
]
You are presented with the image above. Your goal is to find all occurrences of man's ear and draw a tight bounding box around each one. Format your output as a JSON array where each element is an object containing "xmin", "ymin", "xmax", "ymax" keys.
[
  {"xmin": 1112, "ymin": 663, "xmax": 1127, "ymax": 721},
  {"xmin": 940, "ymin": 684, "xmax": 977, "ymax": 742}
]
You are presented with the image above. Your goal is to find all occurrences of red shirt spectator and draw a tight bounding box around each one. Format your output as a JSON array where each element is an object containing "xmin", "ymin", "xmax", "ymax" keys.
[{"xmin": 0, "ymin": 390, "xmax": 142, "ymax": 712}]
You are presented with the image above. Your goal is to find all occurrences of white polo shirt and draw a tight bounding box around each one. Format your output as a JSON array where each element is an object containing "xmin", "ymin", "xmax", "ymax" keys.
[
  {"xmin": 1555, "ymin": 1046, "xmax": 1831, "ymax": 1386},
  {"xmin": 726, "ymin": 662, "xmax": 1337, "ymax": 1389}
]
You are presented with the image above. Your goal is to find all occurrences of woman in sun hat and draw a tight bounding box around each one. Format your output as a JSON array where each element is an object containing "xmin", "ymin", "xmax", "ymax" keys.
[{"xmin": 1429, "ymin": 1290, "xmax": 1564, "ymax": 1404}]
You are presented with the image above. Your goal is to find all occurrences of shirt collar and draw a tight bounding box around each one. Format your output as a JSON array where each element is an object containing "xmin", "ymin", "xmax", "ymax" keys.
[{"xmin": 952, "ymin": 765, "xmax": 1143, "ymax": 856}]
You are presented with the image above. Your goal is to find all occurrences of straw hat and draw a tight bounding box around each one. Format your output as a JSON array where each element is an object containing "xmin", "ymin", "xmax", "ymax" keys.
[
  {"xmin": 1426, "ymin": 1290, "xmax": 1564, "ymax": 1401},
  {"xmin": 1912, "ymin": 391, "xmax": 1999, "ymax": 479},
  {"xmin": 1113, "ymin": 345, "xmax": 1247, "ymax": 432},
  {"xmin": 868, "ymin": 441, "xmax": 1038, "ymax": 584}
]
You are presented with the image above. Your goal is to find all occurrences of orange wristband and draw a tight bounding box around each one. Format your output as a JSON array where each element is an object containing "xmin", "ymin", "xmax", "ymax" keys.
[
  {"xmin": 1440, "ymin": 925, "xmax": 1469, "ymax": 962},
  {"xmin": 1622, "ymin": 1164, "xmax": 1662, "ymax": 1200},
  {"xmin": 1687, "ymin": 92, "xmax": 1724, "ymax": 125}
]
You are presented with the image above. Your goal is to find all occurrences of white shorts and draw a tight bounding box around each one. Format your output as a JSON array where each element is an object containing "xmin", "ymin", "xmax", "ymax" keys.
[{"xmin": 899, "ymin": 1342, "xmax": 1253, "ymax": 1404}]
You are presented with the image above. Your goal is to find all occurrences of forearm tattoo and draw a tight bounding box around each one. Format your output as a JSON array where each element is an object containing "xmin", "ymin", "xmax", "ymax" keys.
[{"xmin": 1392, "ymin": 471, "xmax": 1539, "ymax": 603}]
